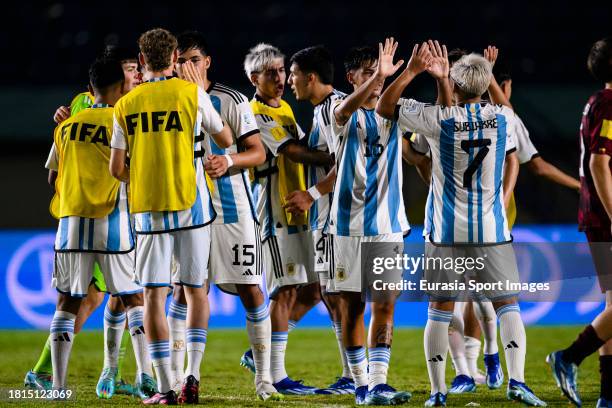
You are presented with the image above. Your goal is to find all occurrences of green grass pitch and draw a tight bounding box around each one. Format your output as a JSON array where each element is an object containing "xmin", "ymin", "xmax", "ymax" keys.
[{"xmin": 0, "ymin": 327, "xmax": 602, "ymax": 406}]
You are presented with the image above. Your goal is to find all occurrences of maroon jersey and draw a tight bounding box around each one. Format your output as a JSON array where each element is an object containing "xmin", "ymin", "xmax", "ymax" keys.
[{"xmin": 578, "ymin": 88, "xmax": 612, "ymax": 231}]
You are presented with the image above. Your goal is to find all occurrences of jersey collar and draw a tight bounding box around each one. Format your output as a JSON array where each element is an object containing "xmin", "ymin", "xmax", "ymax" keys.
[
  {"xmin": 145, "ymin": 75, "xmax": 174, "ymax": 83},
  {"xmin": 91, "ymin": 103, "xmax": 111, "ymax": 108}
]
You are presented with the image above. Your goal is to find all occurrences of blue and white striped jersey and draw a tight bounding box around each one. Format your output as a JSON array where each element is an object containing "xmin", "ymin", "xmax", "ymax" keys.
[
  {"xmin": 202, "ymin": 82, "xmax": 259, "ymax": 224},
  {"xmin": 54, "ymin": 184, "xmax": 134, "ymax": 253},
  {"xmin": 307, "ymin": 89, "xmax": 344, "ymax": 231},
  {"xmin": 328, "ymin": 104, "xmax": 410, "ymax": 237},
  {"xmin": 397, "ymin": 99, "xmax": 517, "ymax": 244}
]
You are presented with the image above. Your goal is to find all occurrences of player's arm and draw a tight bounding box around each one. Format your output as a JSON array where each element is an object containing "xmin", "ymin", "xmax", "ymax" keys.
[
  {"xmin": 526, "ymin": 157, "xmax": 580, "ymax": 191},
  {"xmin": 402, "ymin": 137, "xmax": 431, "ymax": 185},
  {"xmin": 424, "ymin": 40, "xmax": 453, "ymax": 107},
  {"xmin": 335, "ymin": 38, "xmax": 405, "ymax": 126},
  {"xmin": 377, "ymin": 42, "xmax": 432, "ymax": 120},
  {"xmin": 284, "ymin": 167, "xmax": 337, "ymax": 215},
  {"xmin": 204, "ymin": 100, "xmax": 265, "ymax": 178},
  {"xmin": 590, "ymin": 153, "xmax": 612, "ymax": 224},
  {"xmin": 484, "ymin": 46, "xmax": 513, "ymax": 110},
  {"xmin": 280, "ymin": 141, "xmax": 333, "ymax": 166},
  {"xmin": 109, "ymin": 115, "xmax": 130, "ymax": 182},
  {"xmin": 45, "ymin": 142, "xmax": 59, "ymax": 189},
  {"xmin": 503, "ymin": 151, "xmax": 519, "ymax": 208}
]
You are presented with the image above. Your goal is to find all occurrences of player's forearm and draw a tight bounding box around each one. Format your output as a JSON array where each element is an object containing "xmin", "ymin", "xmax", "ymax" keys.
[
  {"xmin": 503, "ymin": 152, "xmax": 519, "ymax": 208},
  {"xmin": 435, "ymin": 78, "xmax": 453, "ymax": 107},
  {"xmin": 488, "ymin": 76, "xmax": 513, "ymax": 110},
  {"xmin": 109, "ymin": 149, "xmax": 130, "ymax": 183},
  {"xmin": 590, "ymin": 154, "xmax": 612, "ymax": 220},
  {"xmin": 282, "ymin": 143, "xmax": 333, "ymax": 167},
  {"xmin": 415, "ymin": 159, "xmax": 432, "ymax": 186},
  {"xmin": 211, "ymin": 123, "xmax": 233, "ymax": 148},
  {"xmin": 314, "ymin": 167, "xmax": 337, "ymax": 196},
  {"xmin": 335, "ymin": 73, "xmax": 385, "ymax": 125},
  {"xmin": 48, "ymin": 170, "xmax": 57, "ymax": 188},
  {"xmin": 231, "ymin": 136, "xmax": 266, "ymax": 168},
  {"xmin": 527, "ymin": 158, "xmax": 580, "ymax": 191},
  {"xmin": 377, "ymin": 69, "xmax": 417, "ymax": 119}
]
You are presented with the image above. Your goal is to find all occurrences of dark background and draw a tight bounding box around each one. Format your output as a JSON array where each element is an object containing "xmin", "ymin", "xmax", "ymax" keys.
[{"xmin": 1, "ymin": 0, "xmax": 610, "ymax": 228}]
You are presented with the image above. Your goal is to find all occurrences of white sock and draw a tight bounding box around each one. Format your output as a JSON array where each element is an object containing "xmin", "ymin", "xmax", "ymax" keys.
[
  {"xmin": 288, "ymin": 320, "xmax": 297, "ymax": 333},
  {"xmin": 246, "ymin": 304, "xmax": 273, "ymax": 384},
  {"xmin": 333, "ymin": 321, "xmax": 351, "ymax": 378},
  {"xmin": 368, "ymin": 347, "xmax": 391, "ymax": 389},
  {"xmin": 50, "ymin": 311, "xmax": 76, "ymax": 389},
  {"xmin": 473, "ymin": 296, "xmax": 498, "ymax": 354},
  {"xmin": 127, "ymin": 306, "xmax": 152, "ymax": 376},
  {"xmin": 464, "ymin": 336, "xmax": 482, "ymax": 378},
  {"xmin": 346, "ymin": 346, "xmax": 368, "ymax": 387},
  {"xmin": 448, "ymin": 305, "xmax": 470, "ymax": 377},
  {"xmin": 185, "ymin": 328, "xmax": 206, "ymax": 382},
  {"xmin": 497, "ymin": 304, "xmax": 525, "ymax": 382},
  {"xmin": 103, "ymin": 303, "xmax": 126, "ymax": 369},
  {"xmin": 167, "ymin": 300, "xmax": 187, "ymax": 383},
  {"xmin": 149, "ymin": 340, "xmax": 172, "ymax": 393},
  {"xmin": 271, "ymin": 332, "xmax": 288, "ymax": 383},
  {"xmin": 425, "ymin": 308, "xmax": 452, "ymax": 394}
]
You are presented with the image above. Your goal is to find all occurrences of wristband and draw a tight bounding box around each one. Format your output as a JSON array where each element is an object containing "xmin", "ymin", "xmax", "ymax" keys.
[
  {"xmin": 307, "ymin": 185, "xmax": 322, "ymax": 201},
  {"xmin": 224, "ymin": 154, "xmax": 234, "ymax": 168}
]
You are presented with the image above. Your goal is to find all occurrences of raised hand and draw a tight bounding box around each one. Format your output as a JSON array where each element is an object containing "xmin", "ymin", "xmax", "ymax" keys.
[
  {"xmin": 376, "ymin": 37, "xmax": 405, "ymax": 79},
  {"xmin": 484, "ymin": 45, "xmax": 499, "ymax": 67},
  {"xmin": 425, "ymin": 40, "xmax": 449, "ymax": 80},
  {"xmin": 406, "ymin": 42, "xmax": 433, "ymax": 75},
  {"xmin": 179, "ymin": 60, "xmax": 205, "ymax": 89}
]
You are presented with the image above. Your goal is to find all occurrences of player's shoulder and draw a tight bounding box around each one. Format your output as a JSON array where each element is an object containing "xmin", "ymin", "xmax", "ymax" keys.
[
  {"xmin": 589, "ymin": 89, "xmax": 612, "ymax": 114},
  {"xmin": 210, "ymin": 82, "xmax": 248, "ymax": 105}
]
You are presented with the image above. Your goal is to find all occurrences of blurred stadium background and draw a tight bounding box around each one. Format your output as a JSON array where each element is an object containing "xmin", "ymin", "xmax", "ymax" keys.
[{"xmin": 0, "ymin": 1, "xmax": 610, "ymax": 330}]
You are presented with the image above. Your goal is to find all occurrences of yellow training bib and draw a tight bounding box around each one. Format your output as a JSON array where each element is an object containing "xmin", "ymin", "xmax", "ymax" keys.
[
  {"xmin": 250, "ymin": 99, "xmax": 307, "ymax": 226},
  {"xmin": 50, "ymin": 106, "xmax": 120, "ymax": 219},
  {"xmin": 114, "ymin": 78, "xmax": 199, "ymax": 213}
]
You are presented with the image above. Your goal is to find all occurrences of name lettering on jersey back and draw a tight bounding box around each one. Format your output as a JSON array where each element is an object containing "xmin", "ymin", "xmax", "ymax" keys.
[
  {"xmin": 124, "ymin": 111, "xmax": 183, "ymax": 136},
  {"xmin": 454, "ymin": 118, "xmax": 498, "ymax": 132},
  {"xmin": 60, "ymin": 122, "xmax": 109, "ymax": 146}
]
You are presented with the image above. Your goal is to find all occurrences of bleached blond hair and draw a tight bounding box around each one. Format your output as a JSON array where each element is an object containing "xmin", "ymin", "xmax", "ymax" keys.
[
  {"xmin": 450, "ymin": 53, "xmax": 492, "ymax": 98},
  {"xmin": 243, "ymin": 43, "xmax": 285, "ymax": 78}
]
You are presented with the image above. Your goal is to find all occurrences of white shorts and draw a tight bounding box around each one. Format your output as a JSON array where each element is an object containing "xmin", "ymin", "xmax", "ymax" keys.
[
  {"xmin": 53, "ymin": 251, "xmax": 140, "ymax": 297},
  {"xmin": 209, "ymin": 219, "xmax": 263, "ymax": 295},
  {"xmin": 264, "ymin": 229, "xmax": 317, "ymax": 298},
  {"xmin": 311, "ymin": 229, "xmax": 332, "ymax": 290},
  {"xmin": 330, "ymin": 232, "xmax": 404, "ymax": 293},
  {"xmin": 136, "ymin": 226, "xmax": 210, "ymax": 288}
]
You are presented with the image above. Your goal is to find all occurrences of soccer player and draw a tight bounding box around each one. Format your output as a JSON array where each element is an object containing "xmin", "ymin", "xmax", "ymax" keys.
[
  {"xmin": 46, "ymin": 55, "xmax": 151, "ymax": 397},
  {"xmin": 25, "ymin": 45, "xmax": 145, "ymax": 397},
  {"xmin": 287, "ymin": 38, "xmax": 416, "ymax": 405},
  {"xmin": 377, "ymin": 44, "xmax": 546, "ymax": 406},
  {"xmin": 243, "ymin": 43, "xmax": 332, "ymax": 395},
  {"xmin": 169, "ymin": 30, "xmax": 280, "ymax": 401},
  {"xmin": 547, "ymin": 37, "xmax": 612, "ymax": 408},
  {"xmin": 284, "ymin": 45, "xmax": 355, "ymax": 394},
  {"xmin": 110, "ymin": 28, "xmax": 232, "ymax": 405}
]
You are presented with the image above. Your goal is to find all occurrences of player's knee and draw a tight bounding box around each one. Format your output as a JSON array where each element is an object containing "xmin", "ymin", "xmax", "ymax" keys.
[
  {"xmin": 173, "ymin": 284, "xmax": 187, "ymax": 304},
  {"xmin": 372, "ymin": 301, "xmax": 394, "ymax": 317},
  {"xmin": 430, "ymin": 300, "xmax": 454, "ymax": 312},
  {"xmin": 121, "ymin": 293, "xmax": 144, "ymax": 309},
  {"xmin": 57, "ymin": 294, "xmax": 82, "ymax": 314},
  {"xmin": 492, "ymin": 296, "xmax": 518, "ymax": 311}
]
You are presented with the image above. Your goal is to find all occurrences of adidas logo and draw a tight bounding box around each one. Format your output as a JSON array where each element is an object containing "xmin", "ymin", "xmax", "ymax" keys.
[
  {"xmin": 53, "ymin": 333, "xmax": 71, "ymax": 342},
  {"xmin": 316, "ymin": 257, "xmax": 324, "ymax": 264},
  {"xmin": 243, "ymin": 269, "xmax": 253, "ymax": 276},
  {"xmin": 505, "ymin": 341, "xmax": 519, "ymax": 349},
  {"xmin": 132, "ymin": 325, "xmax": 145, "ymax": 336},
  {"xmin": 428, "ymin": 354, "xmax": 444, "ymax": 363}
]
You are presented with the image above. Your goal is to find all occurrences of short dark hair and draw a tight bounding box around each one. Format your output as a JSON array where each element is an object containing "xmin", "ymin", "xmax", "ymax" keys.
[
  {"xmin": 89, "ymin": 57, "xmax": 124, "ymax": 93},
  {"xmin": 588, "ymin": 37, "xmax": 612, "ymax": 83},
  {"xmin": 103, "ymin": 44, "xmax": 138, "ymax": 63},
  {"xmin": 177, "ymin": 30, "xmax": 210, "ymax": 56},
  {"xmin": 289, "ymin": 46, "xmax": 334, "ymax": 85},
  {"xmin": 138, "ymin": 28, "xmax": 177, "ymax": 72},
  {"xmin": 344, "ymin": 45, "xmax": 377, "ymax": 73},
  {"xmin": 448, "ymin": 48, "xmax": 468, "ymax": 65}
]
